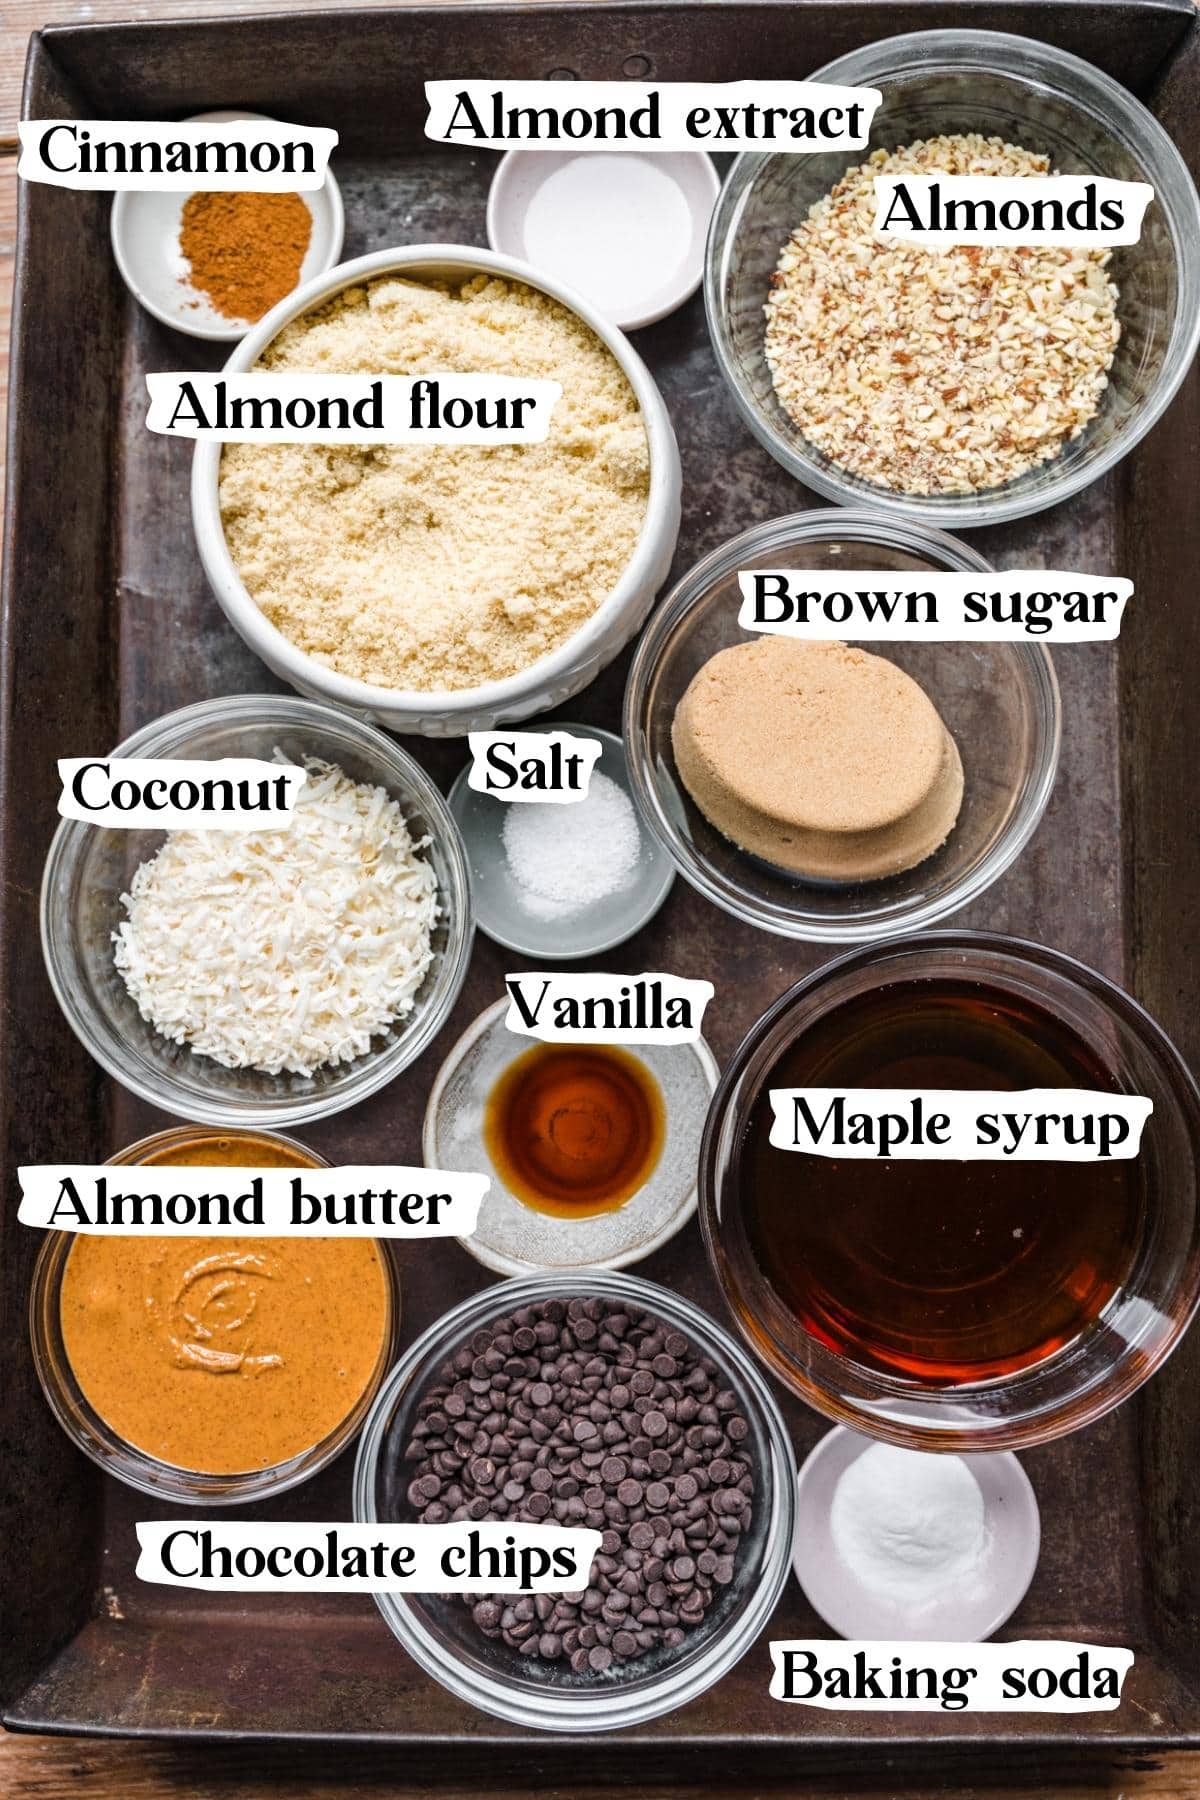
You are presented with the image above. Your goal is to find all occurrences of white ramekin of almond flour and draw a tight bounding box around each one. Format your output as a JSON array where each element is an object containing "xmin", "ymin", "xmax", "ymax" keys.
[{"xmin": 192, "ymin": 246, "xmax": 682, "ymax": 736}]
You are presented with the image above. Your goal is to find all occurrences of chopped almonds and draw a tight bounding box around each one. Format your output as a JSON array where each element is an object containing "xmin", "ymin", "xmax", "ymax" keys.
[{"xmin": 763, "ymin": 134, "xmax": 1121, "ymax": 496}]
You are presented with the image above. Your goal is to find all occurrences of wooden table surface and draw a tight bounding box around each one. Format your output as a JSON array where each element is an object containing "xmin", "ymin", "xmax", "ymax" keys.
[{"xmin": 2, "ymin": 3, "xmax": 1199, "ymax": 1795}]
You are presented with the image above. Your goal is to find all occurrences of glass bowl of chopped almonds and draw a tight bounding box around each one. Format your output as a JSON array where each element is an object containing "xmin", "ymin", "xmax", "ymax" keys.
[
  {"xmin": 706, "ymin": 29, "xmax": 1200, "ymax": 525},
  {"xmin": 354, "ymin": 1270, "xmax": 796, "ymax": 1732},
  {"xmin": 40, "ymin": 694, "xmax": 473, "ymax": 1126}
]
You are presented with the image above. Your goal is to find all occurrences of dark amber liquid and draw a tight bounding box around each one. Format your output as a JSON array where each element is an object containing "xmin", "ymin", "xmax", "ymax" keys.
[
  {"xmin": 738, "ymin": 978, "xmax": 1146, "ymax": 1383},
  {"xmin": 485, "ymin": 1044, "xmax": 665, "ymax": 1217}
]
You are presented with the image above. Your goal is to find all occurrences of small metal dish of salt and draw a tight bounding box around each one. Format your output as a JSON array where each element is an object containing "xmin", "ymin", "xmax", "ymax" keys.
[{"xmin": 447, "ymin": 723, "xmax": 674, "ymax": 960}]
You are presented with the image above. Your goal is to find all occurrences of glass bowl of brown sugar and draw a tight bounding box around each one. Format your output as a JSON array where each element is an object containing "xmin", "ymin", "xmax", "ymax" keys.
[{"xmin": 623, "ymin": 510, "xmax": 1060, "ymax": 944}]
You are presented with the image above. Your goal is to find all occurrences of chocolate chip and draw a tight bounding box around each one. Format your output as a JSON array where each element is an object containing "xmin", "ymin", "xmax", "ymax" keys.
[{"xmin": 402, "ymin": 1295, "xmax": 755, "ymax": 1675}]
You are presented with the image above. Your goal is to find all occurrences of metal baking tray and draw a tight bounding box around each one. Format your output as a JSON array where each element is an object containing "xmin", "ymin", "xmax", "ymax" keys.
[{"xmin": 3, "ymin": 2, "xmax": 1199, "ymax": 1782}]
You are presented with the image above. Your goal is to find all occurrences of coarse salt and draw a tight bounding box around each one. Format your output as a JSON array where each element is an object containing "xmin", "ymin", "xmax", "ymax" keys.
[
  {"xmin": 501, "ymin": 770, "xmax": 642, "ymax": 919},
  {"xmin": 113, "ymin": 757, "xmax": 438, "ymax": 1077}
]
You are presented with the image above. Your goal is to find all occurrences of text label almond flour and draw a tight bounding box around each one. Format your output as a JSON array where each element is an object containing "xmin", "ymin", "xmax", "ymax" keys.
[{"xmin": 148, "ymin": 373, "xmax": 562, "ymax": 443}]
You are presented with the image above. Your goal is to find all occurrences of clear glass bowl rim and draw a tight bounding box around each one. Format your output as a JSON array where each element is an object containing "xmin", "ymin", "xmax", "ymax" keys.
[
  {"xmin": 622, "ymin": 509, "xmax": 1061, "ymax": 942},
  {"xmin": 29, "ymin": 1124, "xmax": 403, "ymax": 1504},
  {"xmin": 352, "ymin": 1267, "xmax": 797, "ymax": 1733},
  {"xmin": 704, "ymin": 28, "xmax": 1200, "ymax": 528},
  {"xmin": 39, "ymin": 693, "xmax": 475, "ymax": 1127},
  {"xmin": 698, "ymin": 927, "xmax": 1200, "ymax": 1451}
]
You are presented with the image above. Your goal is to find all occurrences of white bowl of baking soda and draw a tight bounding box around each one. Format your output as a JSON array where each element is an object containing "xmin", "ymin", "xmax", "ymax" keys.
[{"xmin": 192, "ymin": 245, "xmax": 682, "ymax": 736}]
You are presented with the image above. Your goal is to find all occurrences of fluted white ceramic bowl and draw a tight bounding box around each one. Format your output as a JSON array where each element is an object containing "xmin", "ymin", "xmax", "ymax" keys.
[{"xmin": 192, "ymin": 246, "xmax": 682, "ymax": 736}]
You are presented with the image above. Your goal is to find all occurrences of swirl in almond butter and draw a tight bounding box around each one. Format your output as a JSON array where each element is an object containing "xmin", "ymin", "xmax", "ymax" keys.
[{"xmin": 59, "ymin": 1136, "xmax": 390, "ymax": 1475}]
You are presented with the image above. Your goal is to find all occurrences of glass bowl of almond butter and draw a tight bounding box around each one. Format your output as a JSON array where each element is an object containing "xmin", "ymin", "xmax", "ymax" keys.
[{"xmin": 706, "ymin": 29, "xmax": 1200, "ymax": 526}]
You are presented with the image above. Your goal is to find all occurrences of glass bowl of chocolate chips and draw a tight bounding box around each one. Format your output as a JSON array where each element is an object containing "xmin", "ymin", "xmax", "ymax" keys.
[{"xmin": 353, "ymin": 1270, "xmax": 796, "ymax": 1731}]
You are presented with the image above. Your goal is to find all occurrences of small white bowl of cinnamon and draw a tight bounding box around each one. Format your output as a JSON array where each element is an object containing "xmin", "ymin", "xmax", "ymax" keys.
[{"xmin": 110, "ymin": 109, "xmax": 344, "ymax": 341}]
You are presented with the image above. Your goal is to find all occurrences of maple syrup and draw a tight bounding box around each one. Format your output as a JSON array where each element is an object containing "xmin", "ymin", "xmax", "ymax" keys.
[
  {"xmin": 485, "ymin": 1044, "xmax": 665, "ymax": 1217},
  {"xmin": 737, "ymin": 977, "xmax": 1146, "ymax": 1384}
]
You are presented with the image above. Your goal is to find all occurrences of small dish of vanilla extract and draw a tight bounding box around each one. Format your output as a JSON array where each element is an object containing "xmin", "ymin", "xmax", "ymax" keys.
[
  {"xmin": 484, "ymin": 1042, "xmax": 666, "ymax": 1219},
  {"xmin": 423, "ymin": 998, "xmax": 718, "ymax": 1276}
]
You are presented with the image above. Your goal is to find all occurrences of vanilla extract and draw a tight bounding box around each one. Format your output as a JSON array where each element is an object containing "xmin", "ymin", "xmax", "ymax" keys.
[
  {"xmin": 484, "ymin": 1043, "xmax": 664, "ymax": 1216},
  {"xmin": 738, "ymin": 977, "xmax": 1147, "ymax": 1384}
]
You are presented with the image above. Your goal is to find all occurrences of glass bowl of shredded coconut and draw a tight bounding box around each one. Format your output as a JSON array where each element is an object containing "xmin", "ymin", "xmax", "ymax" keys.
[
  {"xmin": 706, "ymin": 29, "xmax": 1200, "ymax": 525},
  {"xmin": 40, "ymin": 695, "xmax": 473, "ymax": 1125}
]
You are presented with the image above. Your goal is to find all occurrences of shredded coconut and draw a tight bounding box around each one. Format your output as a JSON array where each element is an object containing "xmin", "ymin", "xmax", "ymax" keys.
[
  {"xmin": 501, "ymin": 771, "xmax": 642, "ymax": 919},
  {"xmin": 113, "ymin": 757, "xmax": 438, "ymax": 1076}
]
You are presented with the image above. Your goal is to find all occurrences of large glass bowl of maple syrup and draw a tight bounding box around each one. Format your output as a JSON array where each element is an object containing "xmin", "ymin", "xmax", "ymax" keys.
[{"xmin": 699, "ymin": 932, "xmax": 1200, "ymax": 1450}]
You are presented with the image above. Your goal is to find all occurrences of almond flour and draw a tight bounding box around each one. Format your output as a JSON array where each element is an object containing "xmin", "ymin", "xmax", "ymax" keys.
[
  {"xmin": 763, "ymin": 135, "xmax": 1121, "ymax": 496},
  {"xmin": 219, "ymin": 273, "xmax": 650, "ymax": 692}
]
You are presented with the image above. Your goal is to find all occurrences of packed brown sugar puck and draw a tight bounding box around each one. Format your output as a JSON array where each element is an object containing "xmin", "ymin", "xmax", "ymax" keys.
[{"xmin": 671, "ymin": 637, "xmax": 963, "ymax": 881}]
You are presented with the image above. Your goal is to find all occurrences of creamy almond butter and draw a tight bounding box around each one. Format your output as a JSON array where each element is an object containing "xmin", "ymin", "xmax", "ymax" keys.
[{"xmin": 60, "ymin": 1133, "xmax": 391, "ymax": 1475}]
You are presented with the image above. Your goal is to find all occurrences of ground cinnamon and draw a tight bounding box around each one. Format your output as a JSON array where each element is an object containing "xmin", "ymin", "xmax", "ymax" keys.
[{"xmin": 179, "ymin": 190, "xmax": 312, "ymax": 323}]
